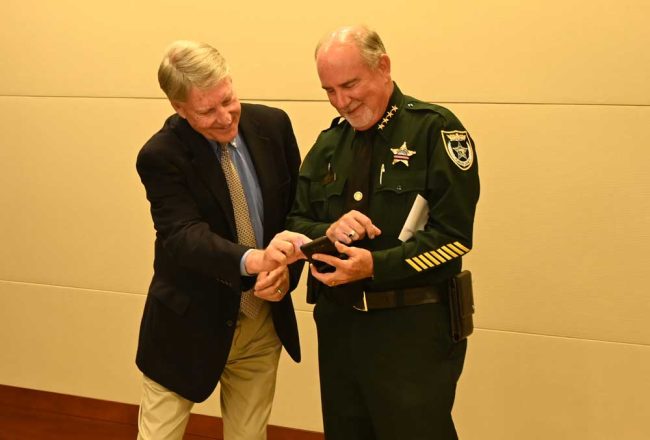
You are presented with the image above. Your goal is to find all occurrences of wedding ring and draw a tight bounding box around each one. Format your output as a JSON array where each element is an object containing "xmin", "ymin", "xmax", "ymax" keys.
[{"xmin": 347, "ymin": 230, "xmax": 356, "ymax": 239}]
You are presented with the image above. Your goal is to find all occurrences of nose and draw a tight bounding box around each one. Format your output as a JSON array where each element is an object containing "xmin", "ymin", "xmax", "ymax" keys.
[
  {"xmin": 215, "ymin": 106, "xmax": 232, "ymax": 126},
  {"xmin": 331, "ymin": 89, "xmax": 351, "ymax": 110}
]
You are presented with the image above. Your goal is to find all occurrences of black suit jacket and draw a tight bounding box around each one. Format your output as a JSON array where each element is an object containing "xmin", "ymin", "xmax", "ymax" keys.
[{"xmin": 135, "ymin": 103, "xmax": 302, "ymax": 402}]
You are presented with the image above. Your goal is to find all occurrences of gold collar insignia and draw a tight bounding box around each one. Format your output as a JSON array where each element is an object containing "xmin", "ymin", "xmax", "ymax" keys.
[{"xmin": 378, "ymin": 105, "xmax": 399, "ymax": 130}]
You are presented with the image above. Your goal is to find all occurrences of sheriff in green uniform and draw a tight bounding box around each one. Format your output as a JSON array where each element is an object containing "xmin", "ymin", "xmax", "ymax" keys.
[{"xmin": 287, "ymin": 25, "xmax": 480, "ymax": 439}]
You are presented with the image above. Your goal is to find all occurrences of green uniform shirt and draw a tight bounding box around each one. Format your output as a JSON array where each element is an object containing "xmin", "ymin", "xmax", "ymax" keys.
[{"xmin": 287, "ymin": 83, "xmax": 480, "ymax": 292}]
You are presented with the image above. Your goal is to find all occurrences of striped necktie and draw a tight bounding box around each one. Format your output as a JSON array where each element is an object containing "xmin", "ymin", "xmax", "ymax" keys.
[{"xmin": 219, "ymin": 142, "xmax": 263, "ymax": 319}]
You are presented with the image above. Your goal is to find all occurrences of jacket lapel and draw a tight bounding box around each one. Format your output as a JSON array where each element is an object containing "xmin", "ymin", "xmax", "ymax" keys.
[{"xmin": 169, "ymin": 115, "xmax": 238, "ymax": 237}]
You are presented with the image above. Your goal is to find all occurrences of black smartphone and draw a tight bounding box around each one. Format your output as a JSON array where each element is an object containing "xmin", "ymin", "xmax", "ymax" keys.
[{"xmin": 300, "ymin": 236, "xmax": 347, "ymax": 273}]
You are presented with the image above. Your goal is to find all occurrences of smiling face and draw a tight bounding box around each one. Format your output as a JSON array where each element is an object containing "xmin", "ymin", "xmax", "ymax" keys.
[
  {"xmin": 171, "ymin": 76, "xmax": 241, "ymax": 143},
  {"xmin": 316, "ymin": 41, "xmax": 392, "ymax": 131}
]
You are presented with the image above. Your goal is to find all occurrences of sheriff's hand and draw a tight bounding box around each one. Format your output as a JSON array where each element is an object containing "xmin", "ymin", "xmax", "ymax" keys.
[
  {"xmin": 309, "ymin": 241, "xmax": 373, "ymax": 287},
  {"xmin": 326, "ymin": 210, "xmax": 381, "ymax": 244}
]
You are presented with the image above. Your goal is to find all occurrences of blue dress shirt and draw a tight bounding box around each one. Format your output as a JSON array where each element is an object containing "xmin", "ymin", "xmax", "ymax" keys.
[{"xmin": 210, "ymin": 134, "xmax": 264, "ymax": 275}]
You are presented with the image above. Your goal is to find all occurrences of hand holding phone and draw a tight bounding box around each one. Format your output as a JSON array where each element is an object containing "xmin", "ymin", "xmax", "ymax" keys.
[{"xmin": 300, "ymin": 236, "xmax": 348, "ymax": 273}]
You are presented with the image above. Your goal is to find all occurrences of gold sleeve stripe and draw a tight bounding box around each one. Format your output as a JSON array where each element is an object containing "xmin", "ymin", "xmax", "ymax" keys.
[
  {"xmin": 423, "ymin": 252, "xmax": 443, "ymax": 265},
  {"xmin": 411, "ymin": 256, "xmax": 430, "ymax": 270},
  {"xmin": 407, "ymin": 242, "xmax": 472, "ymax": 273},
  {"xmin": 440, "ymin": 245, "xmax": 459, "ymax": 258},
  {"xmin": 405, "ymin": 258, "xmax": 423, "ymax": 272},
  {"xmin": 453, "ymin": 241, "xmax": 470, "ymax": 253},
  {"xmin": 447, "ymin": 243, "xmax": 466, "ymax": 255},
  {"xmin": 437, "ymin": 249, "xmax": 452, "ymax": 260},
  {"xmin": 418, "ymin": 253, "xmax": 437, "ymax": 267},
  {"xmin": 429, "ymin": 249, "xmax": 446, "ymax": 262}
]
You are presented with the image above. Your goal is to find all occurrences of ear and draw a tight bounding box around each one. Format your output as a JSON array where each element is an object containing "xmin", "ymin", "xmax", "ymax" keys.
[
  {"xmin": 377, "ymin": 54, "xmax": 391, "ymax": 81},
  {"xmin": 171, "ymin": 101, "xmax": 187, "ymax": 119}
]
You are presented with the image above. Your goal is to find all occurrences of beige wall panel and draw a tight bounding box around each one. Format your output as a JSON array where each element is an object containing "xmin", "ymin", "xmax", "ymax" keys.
[
  {"xmin": 455, "ymin": 103, "xmax": 650, "ymax": 345},
  {"xmin": 0, "ymin": 281, "xmax": 144, "ymax": 401},
  {"xmin": 259, "ymin": 100, "xmax": 335, "ymax": 159},
  {"xmin": 2, "ymin": 0, "xmax": 648, "ymax": 104},
  {"xmin": 0, "ymin": 281, "xmax": 323, "ymax": 431},
  {"xmin": 0, "ymin": 96, "xmax": 167, "ymax": 294},
  {"xmin": 455, "ymin": 330, "xmax": 650, "ymax": 440}
]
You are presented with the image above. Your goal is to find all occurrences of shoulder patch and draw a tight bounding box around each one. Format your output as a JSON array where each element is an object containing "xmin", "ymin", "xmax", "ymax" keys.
[{"xmin": 441, "ymin": 130, "xmax": 474, "ymax": 170}]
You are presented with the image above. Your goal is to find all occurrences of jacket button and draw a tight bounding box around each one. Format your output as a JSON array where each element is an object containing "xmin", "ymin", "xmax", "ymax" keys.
[
  {"xmin": 226, "ymin": 320, "xmax": 234, "ymax": 327},
  {"xmin": 396, "ymin": 185, "xmax": 402, "ymax": 191}
]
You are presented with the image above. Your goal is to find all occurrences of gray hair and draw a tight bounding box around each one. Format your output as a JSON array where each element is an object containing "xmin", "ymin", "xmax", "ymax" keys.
[
  {"xmin": 158, "ymin": 40, "xmax": 230, "ymax": 102},
  {"xmin": 315, "ymin": 25, "xmax": 387, "ymax": 69}
]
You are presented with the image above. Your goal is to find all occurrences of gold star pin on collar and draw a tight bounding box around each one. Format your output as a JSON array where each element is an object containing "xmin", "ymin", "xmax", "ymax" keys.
[{"xmin": 378, "ymin": 105, "xmax": 399, "ymax": 130}]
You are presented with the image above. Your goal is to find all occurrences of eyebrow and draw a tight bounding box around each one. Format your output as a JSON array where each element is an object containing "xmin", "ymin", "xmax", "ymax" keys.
[{"xmin": 323, "ymin": 78, "xmax": 358, "ymax": 91}]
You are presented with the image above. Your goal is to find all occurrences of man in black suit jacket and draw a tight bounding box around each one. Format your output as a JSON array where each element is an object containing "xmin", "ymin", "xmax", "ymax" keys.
[{"xmin": 135, "ymin": 40, "xmax": 308, "ymax": 440}]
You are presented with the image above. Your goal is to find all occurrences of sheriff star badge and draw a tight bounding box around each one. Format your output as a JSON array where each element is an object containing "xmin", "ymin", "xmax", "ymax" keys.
[{"xmin": 390, "ymin": 142, "xmax": 416, "ymax": 166}]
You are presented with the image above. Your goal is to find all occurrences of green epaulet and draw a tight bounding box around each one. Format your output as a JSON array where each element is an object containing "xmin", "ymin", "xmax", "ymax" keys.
[{"xmin": 403, "ymin": 98, "xmax": 455, "ymax": 122}]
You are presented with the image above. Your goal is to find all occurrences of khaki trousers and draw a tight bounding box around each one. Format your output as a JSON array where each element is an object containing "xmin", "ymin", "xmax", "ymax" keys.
[{"xmin": 137, "ymin": 303, "xmax": 282, "ymax": 440}]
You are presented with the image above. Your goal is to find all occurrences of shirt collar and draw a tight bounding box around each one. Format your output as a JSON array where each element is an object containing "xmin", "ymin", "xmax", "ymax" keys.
[
  {"xmin": 375, "ymin": 83, "xmax": 404, "ymax": 141},
  {"xmin": 209, "ymin": 135, "xmax": 241, "ymax": 154}
]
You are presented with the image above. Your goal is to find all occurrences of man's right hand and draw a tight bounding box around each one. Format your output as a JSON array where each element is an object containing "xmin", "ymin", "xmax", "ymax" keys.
[
  {"xmin": 244, "ymin": 230, "xmax": 310, "ymax": 274},
  {"xmin": 326, "ymin": 210, "xmax": 382, "ymax": 244}
]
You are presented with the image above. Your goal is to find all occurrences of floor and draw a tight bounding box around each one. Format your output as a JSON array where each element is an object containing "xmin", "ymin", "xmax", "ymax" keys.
[
  {"xmin": 0, "ymin": 385, "xmax": 320, "ymax": 440},
  {"xmin": 0, "ymin": 404, "xmax": 146, "ymax": 440}
]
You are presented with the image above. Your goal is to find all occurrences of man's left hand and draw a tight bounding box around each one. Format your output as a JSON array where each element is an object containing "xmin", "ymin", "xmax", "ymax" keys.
[
  {"xmin": 309, "ymin": 241, "xmax": 373, "ymax": 287},
  {"xmin": 254, "ymin": 265, "xmax": 290, "ymax": 302}
]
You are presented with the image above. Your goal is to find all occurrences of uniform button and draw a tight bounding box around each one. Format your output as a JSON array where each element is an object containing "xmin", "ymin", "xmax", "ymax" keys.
[
  {"xmin": 226, "ymin": 320, "xmax": 234, "ymax": 327},
  {"xmin": 353, "ymin": 191, "xmax": 364, "ymax": 201},
  {"xmin": 396, "ymin": 185, "xmax": 402, "ymax": 191}
]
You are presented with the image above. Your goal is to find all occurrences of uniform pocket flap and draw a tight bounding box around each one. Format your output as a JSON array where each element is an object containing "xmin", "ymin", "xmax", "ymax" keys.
[
  {"xmin": 377, "ymin": 170, "xmax": 425, "ymax": 194},
  {"xmin": 309, "ymin": 175, "xmax": 347, "ymax": 201}
]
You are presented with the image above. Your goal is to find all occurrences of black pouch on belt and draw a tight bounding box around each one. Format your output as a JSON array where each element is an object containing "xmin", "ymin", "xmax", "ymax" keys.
[{"xmin": 448, "ymin": 270, "xmax": 475, "ymax": 342}]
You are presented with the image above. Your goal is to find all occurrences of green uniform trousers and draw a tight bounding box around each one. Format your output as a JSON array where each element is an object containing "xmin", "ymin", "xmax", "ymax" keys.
[{"xmin": 314, "ymin": 295, "xmax": 467, "ymax": 440}]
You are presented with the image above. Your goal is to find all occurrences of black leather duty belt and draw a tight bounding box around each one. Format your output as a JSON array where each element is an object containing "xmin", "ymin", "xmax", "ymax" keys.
[{"xmin": 352, "ymin": 285, "xmax": 445, "ymax": 312}]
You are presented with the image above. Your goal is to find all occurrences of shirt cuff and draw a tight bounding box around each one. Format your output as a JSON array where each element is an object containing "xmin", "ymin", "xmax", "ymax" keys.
[{"xmin": 240, "ymin": 249, "xmax": 255, "ymax": 276}]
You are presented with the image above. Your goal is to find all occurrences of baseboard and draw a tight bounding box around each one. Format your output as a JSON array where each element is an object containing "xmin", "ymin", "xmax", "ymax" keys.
[{"xmin": 0, "ymin": 384, "xmax": 323, "ymax": 439}]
